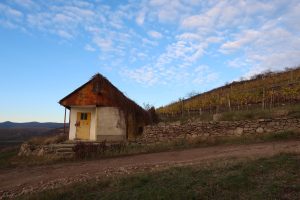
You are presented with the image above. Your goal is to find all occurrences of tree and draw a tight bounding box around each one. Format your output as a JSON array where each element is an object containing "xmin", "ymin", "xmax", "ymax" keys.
[{"xmin": 148, "ymin": 107, "xmax": 159, "ymax": 124}]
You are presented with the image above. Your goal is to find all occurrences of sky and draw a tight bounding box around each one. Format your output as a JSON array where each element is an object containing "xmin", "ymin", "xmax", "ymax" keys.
[{"xmin": 0, "ymin": 0, "xmax": 300, "ymax": 122}]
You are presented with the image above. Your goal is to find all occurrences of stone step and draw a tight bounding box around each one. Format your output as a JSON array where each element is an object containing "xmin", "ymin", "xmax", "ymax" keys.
[
  {"xmin": 57, "ymin": 151, "xmax": 75, "ymax": 154},
  {"xmin": 62, "ymin": 140, "xmax": 125, "ymax": 145},
  {"xmin": 52, "ymin": 144, "xmax": 76, "ymax": 148},
  {"xmin": 56, "ymin": 148, "xmax": 74, "ymax": 153},
  {"xmin": 57, "ymin": 152, "xmax": 75, "ymax": 158}
]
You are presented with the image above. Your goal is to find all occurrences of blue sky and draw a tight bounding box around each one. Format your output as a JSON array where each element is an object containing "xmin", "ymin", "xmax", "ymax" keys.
[{"xmin": 1, "ymin": 0, "xmax": 300, "ymax": 122}]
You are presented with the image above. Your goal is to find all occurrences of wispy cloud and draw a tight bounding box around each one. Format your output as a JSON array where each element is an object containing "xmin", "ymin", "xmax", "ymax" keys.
[
  {"xmin": 148, "ymin": 30, "xmax": 163, "ymax": 39},
  {"xmin": 84, "ymin": 44, "xmax": 96, "ymax": 52},
  {"xmin": 220, "ymin": 30, "xmax": 260, "ymax": 54},
  {"xmin": 1, "ymin": 0, "xmax": 300, "ymax": 88},
  {"xmin": 0, "ymin": 3, "xmax": 23, "ymax": 19},
  {"xmin": 11, "ymin": 0, "xmax": 38, "ymax": 9}
]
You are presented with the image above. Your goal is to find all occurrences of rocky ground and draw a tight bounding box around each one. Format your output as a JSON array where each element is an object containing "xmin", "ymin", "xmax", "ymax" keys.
[{"xmin": 0, "ymin": 140, "xmax": 300, "ymax": 199}]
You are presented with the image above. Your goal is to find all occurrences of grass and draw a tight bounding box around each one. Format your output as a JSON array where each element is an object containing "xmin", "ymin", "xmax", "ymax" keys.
[
  {"xmin": 0, "ymin": 147, "xmax": 68, "ymax": 169},
  {"xmin": 193, "ymin": 130, "xmax": 300, "ymax": 146},
  {"xmin": 27, "ymin": 134, "xmax": 68, "ymax": 145},
  {"xmin": 18, "ymin": 153, "xmax": 300, "ymax": 200},
  {"xmin": 67, "ymin": 130, "xmax": 300, "ymax": 161},
  {"xmin": 218, "ymin": 104, "xmax": 300, "ymax": 121}
]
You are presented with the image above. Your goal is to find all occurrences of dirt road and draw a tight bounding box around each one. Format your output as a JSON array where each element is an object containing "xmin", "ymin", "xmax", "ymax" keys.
[{"xmin": 1, "ymin": 140, "xmax": 300, "ymax": 198}]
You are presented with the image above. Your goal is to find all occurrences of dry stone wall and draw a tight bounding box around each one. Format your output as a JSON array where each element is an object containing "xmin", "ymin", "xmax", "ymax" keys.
[{"xmin": 136, "ymin": 118, "xmax": 300, "ymax": 144}]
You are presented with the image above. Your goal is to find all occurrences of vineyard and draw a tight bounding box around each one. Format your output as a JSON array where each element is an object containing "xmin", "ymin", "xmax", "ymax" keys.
[{"xmin": 157, "ymin": 67, "xmax": 300, "ymax": 118}]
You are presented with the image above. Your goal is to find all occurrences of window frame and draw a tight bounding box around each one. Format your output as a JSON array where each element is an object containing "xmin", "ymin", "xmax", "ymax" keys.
[{"xmin": 80, "ymin": 113, "xmax": 88, "ymax": 120}]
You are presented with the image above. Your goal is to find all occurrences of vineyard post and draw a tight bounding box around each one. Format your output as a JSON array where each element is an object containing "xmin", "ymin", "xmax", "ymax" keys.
[
  {"xmin": 262, "ymin": 87, "xmax": 265, "ymax": 110},
  {"xmin": 262, "ymin": 75, "xmax": 265, "ymax": 110},
  {"xmin": 227, "ymin": 94, "xmax": 231, "ymax": 112},
  {"xmin": 181, "ymin": 98, "xmax": 184, "ymax": 118}
]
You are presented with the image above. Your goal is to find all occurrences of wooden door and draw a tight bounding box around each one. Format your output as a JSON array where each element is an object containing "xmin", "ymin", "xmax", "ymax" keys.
[{"xmin": 76, "ymin": 112, "xmax": 91, "ymax": 140}]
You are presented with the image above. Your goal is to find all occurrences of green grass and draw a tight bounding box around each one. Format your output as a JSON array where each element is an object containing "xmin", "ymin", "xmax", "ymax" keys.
[{"xmin": 18, "ymin": 153, "xmax": 300, "ymax": 200}]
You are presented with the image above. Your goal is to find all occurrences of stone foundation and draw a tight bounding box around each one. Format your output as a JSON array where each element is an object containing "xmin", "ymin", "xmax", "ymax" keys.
[{"xmin": 18, "ymin": 143, "xmax": 75, "ymax": 158}]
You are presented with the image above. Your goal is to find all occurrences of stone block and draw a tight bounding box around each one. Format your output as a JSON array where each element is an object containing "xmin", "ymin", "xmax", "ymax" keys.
[
  {"xmin": 213, "ymin": 113, "xmax": 222, "ymax": 121},
  {"xmin": 234, "ymin": 127, "xmax": 243, "ymax": 136},
  {"xmin": 256, "ymin": 127, "xmax": 264, "ymax": 133}
]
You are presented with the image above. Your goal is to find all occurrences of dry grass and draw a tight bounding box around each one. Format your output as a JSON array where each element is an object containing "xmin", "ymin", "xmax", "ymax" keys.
[{"xmin": 27, "ymin": 134, "xmax": 68, "ymax": 145}]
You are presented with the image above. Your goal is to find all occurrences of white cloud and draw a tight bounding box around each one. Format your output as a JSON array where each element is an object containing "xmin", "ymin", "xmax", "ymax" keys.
[
  {"xmin": 223, "ymin": 21, "xmax": 300, "ymax": 76},
  {"xmin": 84, "ymin": 44, "xmax": 96, "ymax": 52},
  {"xmin": 181, "ymin": 15, "xmax": 211, "ymax": 29},
  {"xmin": 0, "ymin": 19, "xmax": 18, "ymax": 29},
  {"xmin": 193, "ymin": 65, "xmax": 218, "ymax": 84},
  {"xmin": 1, "ymin": 0, "xmax": 300, "ymax": 88},
  {"xmin": 0, "ymin": 3, "xmax": 23, "ymax": 19},
  {"xmin": 53, "ymin": 13, "xmax": 74, "ymax": 24},
  {"xmin": 136, "ymin": 9, "xmax": 146, "ymax": 25},
  {"xmin": 56, "ymin": 30, "xmax": 73, "ymax": 39},
  {"xmin": 206, "ymin": 36, "xmax": 222, "ymax": 43},
  {"xmin": 227, "ymin": 57, "xmax": 252, "ymax": 69},
  {"xmin": 146, "ymin": 0, "xmax": 193, "ymax": 23},
  {"xmin": 11, "ymin": 0, "xmax": 38, "ymax": 9},
  {"xmin": 142, "ymin": 38, "xmax": 158, "ymax": 46},
  {"xmin": 180, "ymin": 1, "xmax": 224, "ymax": 31},
  {"xmin": 148, "ymin": 30, "xmax": 163, "ymax": 39},
  {"xmin": 122, "ymin": 66, "xmax": 158, "ymax": 86},
  {"xmin": 93, "ymin": 37, "xmax": 112, "ymax": 51},
  {"xmin": 176, "ymin": 33, "xmax": 202, "ymax": 41},
  {"xmin": 220, "ymin": 30, "xmax": 260, "ymax": 53}
]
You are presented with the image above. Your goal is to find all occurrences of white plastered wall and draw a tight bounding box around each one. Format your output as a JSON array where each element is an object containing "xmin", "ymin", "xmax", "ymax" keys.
[
  {"xmin": 95, "ymin": 107, "xmax": 126, "ymax": 141},
  {"xmin": 69, "ymin": 106, "xmax": 97, "ymax": 141}
]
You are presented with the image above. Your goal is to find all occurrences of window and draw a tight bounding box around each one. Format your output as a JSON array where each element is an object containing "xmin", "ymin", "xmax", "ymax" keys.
[{"xmin": 80, "ymin": 113, "xmax": 88, "ymax": 120}]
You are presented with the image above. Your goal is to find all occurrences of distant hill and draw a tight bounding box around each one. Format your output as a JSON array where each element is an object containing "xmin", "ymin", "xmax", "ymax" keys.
[
  {"xmin": 0, "ymin": 121, "xmax": 65, "ymax": 129},
  {"xmin": 157, "ymin": 66, "xmax": 300, "ymax": 117},
  {"xmin": 0, "ymin": 122, "xmax": 68, "ymax": 148}
]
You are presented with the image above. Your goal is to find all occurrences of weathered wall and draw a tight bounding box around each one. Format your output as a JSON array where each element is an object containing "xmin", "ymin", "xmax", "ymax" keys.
[
  {"xmin": 96, "ymin": 107, "xmax": 126, "ymax": 141},
  {"xmin": 136, "ymin": 118, "xmax": 300, "ymax": 144}
]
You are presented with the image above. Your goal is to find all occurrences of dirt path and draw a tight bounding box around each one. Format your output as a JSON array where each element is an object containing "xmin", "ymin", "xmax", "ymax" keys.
[{"xmin": 1, "ymin": 140, "xmax": 300, "ymax": 198}]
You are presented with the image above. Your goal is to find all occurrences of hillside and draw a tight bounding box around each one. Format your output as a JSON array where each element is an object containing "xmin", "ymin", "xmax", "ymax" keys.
[
  {"xmin": 0, "ymin": 121, "xmax": 64, "ymax": 129},
  {"xmin": 0, "ymin": 122, "xmax": 67, "ymax": 148},
  {"xmin": 157, "ymin": 67, "xmax": 300, "ymax": 117}
]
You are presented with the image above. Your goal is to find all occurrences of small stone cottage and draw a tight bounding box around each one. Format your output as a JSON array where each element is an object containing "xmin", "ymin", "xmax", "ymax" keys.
[{"xmin": 59, "ymin": 73, "xmax": 150, "ymax": 142}]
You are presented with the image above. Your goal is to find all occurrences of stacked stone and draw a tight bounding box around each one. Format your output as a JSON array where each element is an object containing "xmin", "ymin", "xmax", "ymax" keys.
[{"xmin": 136, "ymin": 118, "xmax": 300, "ymax": 144}]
